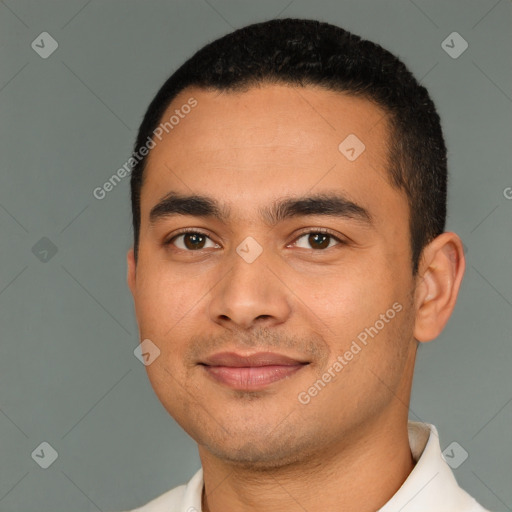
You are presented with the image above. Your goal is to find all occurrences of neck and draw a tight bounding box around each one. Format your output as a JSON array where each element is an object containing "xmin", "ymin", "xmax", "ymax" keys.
[{"xmin": 199, "ymin": 415, "xmax": 415, "ymax": 512}]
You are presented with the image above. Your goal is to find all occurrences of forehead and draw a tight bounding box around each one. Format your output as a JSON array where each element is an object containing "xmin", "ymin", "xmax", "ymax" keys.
[
  {"xmin": 147, "ymin": 84, "xmax": 388, "ymax": 165},
  {"xmin": 140, "ymin": 84, "xmax": 404, "ymax": 227}
]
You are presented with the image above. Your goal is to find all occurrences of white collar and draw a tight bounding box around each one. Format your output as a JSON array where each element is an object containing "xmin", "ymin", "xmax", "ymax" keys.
[
  {"xmin": 377, "ymin": 421, "xmax": 488, "ymax": 511},
  {"xmin": 131, "ymin": 421, "xmax": 489, "ymax": 512}
]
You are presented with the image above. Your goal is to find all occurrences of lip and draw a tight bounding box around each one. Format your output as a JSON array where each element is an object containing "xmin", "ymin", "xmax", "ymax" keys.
[{"xmin": 200, "ymin": 351, "xmax": 309, "ymax": 391}]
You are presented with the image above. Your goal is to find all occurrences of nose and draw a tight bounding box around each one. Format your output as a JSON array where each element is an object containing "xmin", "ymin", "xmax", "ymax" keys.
[{"xmin": 207, "ymin": 243, "xmax": 292, "ymax": 331}]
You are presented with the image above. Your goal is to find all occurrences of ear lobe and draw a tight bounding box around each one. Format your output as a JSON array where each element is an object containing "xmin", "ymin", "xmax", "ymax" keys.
[
  {"xmin": 413, "ymin": 232, "xmax": 465, "ymax": 343},
  {"xmin": 127, "ymin": 247, "xmax": 136, "ymax": 297}
]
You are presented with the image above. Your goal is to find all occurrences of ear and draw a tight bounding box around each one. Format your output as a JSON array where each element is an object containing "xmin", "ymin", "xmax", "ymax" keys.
[
  {"xmin": 413, "ymin": 232, "xmax": 465, "ymax": 343},
  {"xmin": 127, "ymin": 247, "xmax": 136, "ymax": 297}
]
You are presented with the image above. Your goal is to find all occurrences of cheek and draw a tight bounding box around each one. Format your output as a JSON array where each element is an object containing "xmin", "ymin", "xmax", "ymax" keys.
[
  {"xmin": 305, "ymin": 264, "xmax": 394, "ymax": 325},
  {"xmin": 133, "ymin": 262, "xmax": 206, "ymax": 340},
  {"xmin": 300, "ymin": 262, "xmax": 407, "ymax": 363}
]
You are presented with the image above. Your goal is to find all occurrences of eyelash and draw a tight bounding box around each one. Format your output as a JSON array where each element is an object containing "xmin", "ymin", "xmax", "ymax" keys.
[{"xmin": 164, "ymin": 228, "xmax": 346, "ymax": 251}]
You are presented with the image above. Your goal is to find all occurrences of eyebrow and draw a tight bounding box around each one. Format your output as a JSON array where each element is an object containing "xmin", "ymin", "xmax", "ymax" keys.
[{"xmin": 149, "ymin": 191, "xmax": 373, "ymax": 227}]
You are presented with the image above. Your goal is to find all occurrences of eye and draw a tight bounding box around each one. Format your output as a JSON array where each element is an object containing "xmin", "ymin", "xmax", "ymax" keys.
[
  {"xmin": 165, "ymin": 230, "xmax": 219, "ymax": 251},
  {"xmin": 291, "ymin": 230, "xmax": 345, "ymax": 250},
  {"xmin": 164, "ymin": 229, "xmax": 346, "ymax": 252}
]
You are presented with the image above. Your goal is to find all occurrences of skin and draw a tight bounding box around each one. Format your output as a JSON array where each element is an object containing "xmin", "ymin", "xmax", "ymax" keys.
[{"xmin": 127, "ymin": 84, "xmax": 465, "ymax": 512}]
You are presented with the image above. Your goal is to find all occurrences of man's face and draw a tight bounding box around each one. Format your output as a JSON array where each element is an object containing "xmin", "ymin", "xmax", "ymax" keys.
[{"xmin": 127, "ymin": 84, "xmax": 418, "ymax": 467}]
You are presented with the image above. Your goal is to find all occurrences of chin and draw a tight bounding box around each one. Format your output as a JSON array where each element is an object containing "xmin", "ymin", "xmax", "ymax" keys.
[
  {"xmin": 207, "ymin": 444, "xmax": 300, "ymax": 469},
  {"xmin": 197, "ymin": 427, "xmax": 316, "ymax": 470}
]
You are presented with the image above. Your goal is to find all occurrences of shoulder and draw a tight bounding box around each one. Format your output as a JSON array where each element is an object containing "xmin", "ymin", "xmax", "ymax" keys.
[
  {"xmin": 119, "ymin": 468, "xmax": 203, "ymax": 512},
  {"xmin": 120, "ymin": 484, "xmax": 187, "ymax": 512}
]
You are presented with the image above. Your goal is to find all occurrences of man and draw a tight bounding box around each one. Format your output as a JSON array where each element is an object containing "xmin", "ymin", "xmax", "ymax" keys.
[{"xmin": 124, "ymin": 18, "xmax": 491, "ymax": 512}]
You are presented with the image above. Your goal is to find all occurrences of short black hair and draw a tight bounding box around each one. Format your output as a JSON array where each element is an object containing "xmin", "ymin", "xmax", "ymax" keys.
[{"xmin": 130, "ymin": 17, "xmax": 447, "ymax": 275}]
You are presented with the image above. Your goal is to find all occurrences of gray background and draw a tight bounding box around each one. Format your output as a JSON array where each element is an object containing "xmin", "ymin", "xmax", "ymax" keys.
[{"xmin": 0, "ymin": 0, "xmax": 511, "ymax": 511}]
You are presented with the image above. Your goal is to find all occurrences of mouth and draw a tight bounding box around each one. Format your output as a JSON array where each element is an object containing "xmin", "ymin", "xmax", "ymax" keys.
[{"xmin": 199, "ymin": 351, "xmax": 309, "ymax": 391}]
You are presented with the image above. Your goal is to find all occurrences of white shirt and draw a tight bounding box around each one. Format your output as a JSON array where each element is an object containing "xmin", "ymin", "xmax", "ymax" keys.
[{"xmin": 121, "ymin": 421, "xmax": 491, "ymax": 512}]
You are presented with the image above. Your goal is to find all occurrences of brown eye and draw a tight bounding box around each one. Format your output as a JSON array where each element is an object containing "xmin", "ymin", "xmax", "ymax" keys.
[
  {"xmin": 293, "ymin": 231, "xmax": 343, "ymax": 250},
  {"xmin": 167, "ymin": 231, "xmax": 218, "ymax": 251}
]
